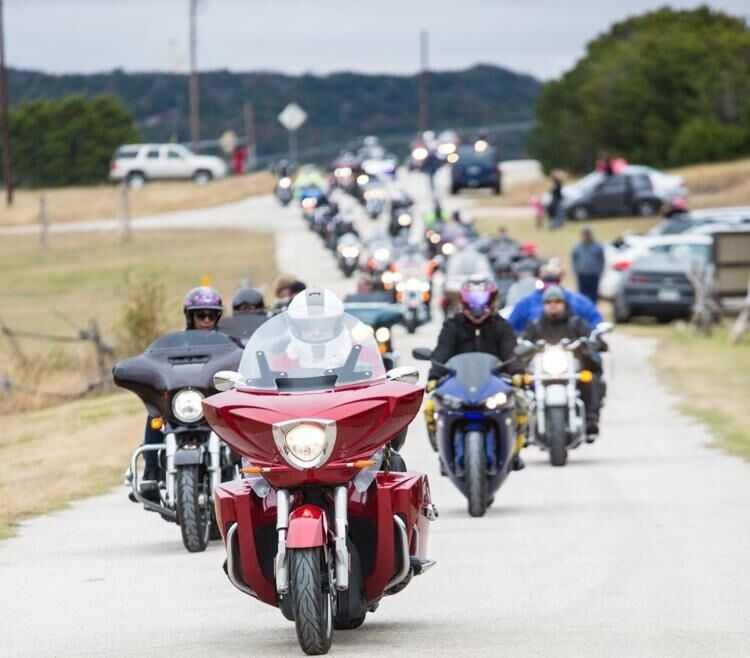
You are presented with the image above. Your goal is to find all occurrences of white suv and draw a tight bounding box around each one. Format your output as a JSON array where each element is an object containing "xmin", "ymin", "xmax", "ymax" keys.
[{"xmin": 109, "ymin": 143, "xmax": 228, "ymax": 187}]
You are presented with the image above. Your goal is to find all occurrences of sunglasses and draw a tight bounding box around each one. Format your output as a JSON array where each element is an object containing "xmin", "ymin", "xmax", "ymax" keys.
[
  {"xmin": 544, "ymin": 299, "xmax": 563, "ymax": 305},
  {"xmin": 194, "ymin": 311, "xmax": 218, "ymax": 321}
]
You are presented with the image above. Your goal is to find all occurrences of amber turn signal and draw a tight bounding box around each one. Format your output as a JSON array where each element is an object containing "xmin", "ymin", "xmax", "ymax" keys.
[
  {"xmin": 579, "ymin": 370, "xmax": 594, "ymax": 383},
  {"xmin": 353, "ymin": 459, "xmax": 377, "ymax": 469},
  {"xmin": 240, "ymin": 466, "xmax": 263, "ymax": 475},
  {"xmin": 150, "ymin": 417, "xmax": 163, "ymax": 431}
]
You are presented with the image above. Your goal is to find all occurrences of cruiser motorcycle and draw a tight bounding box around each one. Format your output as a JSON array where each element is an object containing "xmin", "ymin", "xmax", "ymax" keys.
[
  {"xmin": 204, "ymin": 310, "xmax": 436, "ymax": 655},
  {"xmin": 113, "ymin": 330, "xmax": 243, "ymax": 552}
]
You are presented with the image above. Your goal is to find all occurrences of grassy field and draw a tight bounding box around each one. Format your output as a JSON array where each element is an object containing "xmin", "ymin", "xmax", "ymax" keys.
[
  {"xmin": 474, "ymin": 177, "xmax": 750, "ymax": 461},
  {"xmin": 0, "ymin": 171, "xmax": 275, "ymax": 227},
  {"xmin": 0, "ymin": 228, "xmax": 278, "ymax": 538}
]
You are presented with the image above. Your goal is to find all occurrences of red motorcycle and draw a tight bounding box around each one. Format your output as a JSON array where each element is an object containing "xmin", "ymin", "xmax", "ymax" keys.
[{"xmin": 203, "ymin": 289, "xmax": 437, "ymax": 655}]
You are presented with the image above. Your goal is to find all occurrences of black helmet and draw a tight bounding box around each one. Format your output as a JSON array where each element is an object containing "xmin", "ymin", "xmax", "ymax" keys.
[{"xmin": 232, "ymin": 287, "xmax": 265, "ymax": 313}]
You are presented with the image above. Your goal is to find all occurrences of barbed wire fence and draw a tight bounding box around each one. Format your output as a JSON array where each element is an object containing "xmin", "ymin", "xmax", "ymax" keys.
[{"xmin": 0, "ymin": 311, "xmax": 115, "ymax": 401}]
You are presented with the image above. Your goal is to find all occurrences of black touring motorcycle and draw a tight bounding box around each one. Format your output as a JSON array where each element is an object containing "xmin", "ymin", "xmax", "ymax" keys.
[{"xmin": 113, "ymin": 330, "xmax": 243, "ymax": 552}]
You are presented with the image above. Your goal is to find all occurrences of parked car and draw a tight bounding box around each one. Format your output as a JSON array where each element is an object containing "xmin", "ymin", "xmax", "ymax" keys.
[
  {"xmin": 554, "ymin": 166, "xmax": 686, "ymax": 220},
  {"xmin": 613, "ymin": 252, "xmax": 699, "ymax": 323},
  {"xmin": 109, "ymin": 143, "xmax": 228, "ymax": 187},
  {"xmin": 649, "ymin": 206, "xmax": 750, "ymax": 236},
  {"xmin": 450, "ymin": 145, "xmax": 501, "ymax": 194},
  {"xmin": 600, "ymin": 234, "xmax": 712, "ymax": 300}
]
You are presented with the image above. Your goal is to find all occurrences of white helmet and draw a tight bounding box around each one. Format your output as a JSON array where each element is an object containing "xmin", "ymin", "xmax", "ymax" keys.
[{"xmin": 286, "ymin": 288, "xmax": 350, "ymax": 368}]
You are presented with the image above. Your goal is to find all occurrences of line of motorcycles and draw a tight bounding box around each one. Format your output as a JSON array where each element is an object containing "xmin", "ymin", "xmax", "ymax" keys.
[{"xmin": 112, "ymin": 174, "xmax": 612, "ymax": 655}]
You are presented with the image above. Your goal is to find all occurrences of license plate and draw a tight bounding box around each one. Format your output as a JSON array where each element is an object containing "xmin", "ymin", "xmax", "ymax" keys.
[{"xmin": 658, "ymin": 288, "xmax": 680, "ymax": 301}]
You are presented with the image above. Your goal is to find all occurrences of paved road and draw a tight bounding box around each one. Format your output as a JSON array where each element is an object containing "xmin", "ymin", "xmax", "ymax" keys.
[{"xmin": 2, "ymin": 171, "xmax": 750, "ymax": 657}]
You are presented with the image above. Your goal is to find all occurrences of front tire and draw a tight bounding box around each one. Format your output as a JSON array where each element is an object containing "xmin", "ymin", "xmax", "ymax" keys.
[
  {"xmin": 465, "ymin": 431, "xmax": 487, "ymax": 517},
  {"xmin": 176, "ymin": 466, "xmax": 210, "ymax": 553},
  {"xmin": 571, "ymin": 205, "xmax": 590, "ymax": 221},
  {"xmin": 546, "ymin": 408, "xmax": 568, "ymax": 467},
  {"xmin": 194, "ymin": 169, "xmax": 213, "ymax": 185},
  {"xmin": 290, "ymin": 547, "xmax": 333, "ymax": 655},
  {"xmin": 637, "ymin": 200, "xmax": 658, "ymax": 217},
  {"xmin": 405, "ymin": 313, "xmax": 418, "ymax": 334}
]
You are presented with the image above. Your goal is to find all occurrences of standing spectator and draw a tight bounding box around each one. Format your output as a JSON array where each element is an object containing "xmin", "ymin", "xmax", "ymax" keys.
[
  {"xmin": 547, "ymin": 169, "xmax": 565, "ymax": 230},
  {"xmin": 571, "ymin": 226, "xmax": 605, "ymax": 303}
]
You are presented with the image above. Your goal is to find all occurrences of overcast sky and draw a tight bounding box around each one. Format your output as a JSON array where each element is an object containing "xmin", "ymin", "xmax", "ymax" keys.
[{"xmin": 5, "ymin": 1, "xmax": 749, "ymax": 80}]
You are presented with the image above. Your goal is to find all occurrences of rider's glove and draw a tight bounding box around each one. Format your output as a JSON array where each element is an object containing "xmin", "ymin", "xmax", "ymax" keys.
[{"xmin": 426, "ymin": 379, "xmax": 438, "ymax": 393}]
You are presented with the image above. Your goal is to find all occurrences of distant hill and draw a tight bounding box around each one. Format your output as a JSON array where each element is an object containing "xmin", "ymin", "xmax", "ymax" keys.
[{"xmin": 8, "ymin": 65, "xmax": 540, "ymax": 159}]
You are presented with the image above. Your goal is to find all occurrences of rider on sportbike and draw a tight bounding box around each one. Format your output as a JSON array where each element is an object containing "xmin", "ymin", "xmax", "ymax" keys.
[
  {"xmin": 134, "ymin": 286, "xmax": 223, "ymax": 502},
  {"xmin": 424, "ymin": 276, "xmax": 528, "ymax": 470},
  {"xmin": 275, "ymin": 288, "xmax": 408, "ymax": 470}
]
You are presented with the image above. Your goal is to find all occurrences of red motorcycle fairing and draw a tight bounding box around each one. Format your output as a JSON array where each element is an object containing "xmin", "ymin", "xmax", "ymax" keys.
[
  {"xmin": 287, "ymin": 505, "xmax": 328, "ymax": 548},
  {"xmin": 203, "ymin": 379, "xmax": 423, "ymax": 487},
  {"xmin": 214, "ymin": 471, "xmax": 432, "ymax": 608}
]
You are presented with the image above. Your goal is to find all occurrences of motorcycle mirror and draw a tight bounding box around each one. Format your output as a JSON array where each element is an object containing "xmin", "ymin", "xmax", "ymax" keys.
[
  {"xmin": 513, "ymin": 342, "xmax": 535, "ymax": 357},
  {"xmin": 387, "ymin": 366, "xmax": 420, "ymax": 385},
  {"xmin": 213, "ymin": 370, "xmax": 242, "ymax": 392},
  {"xmin": 595, "ymin": 321, "xmax": 615, "ymax": 335},
  {"xmin": 411, "ymin": 347, "xmax": 433, "ymax": 361}
]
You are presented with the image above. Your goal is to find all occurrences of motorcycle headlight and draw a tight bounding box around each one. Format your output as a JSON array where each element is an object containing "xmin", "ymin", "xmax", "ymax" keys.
[
  {"xmin": 484, "ymin": 392, "xmax": 508, "ymax": 410},
  {"xmin": 279, "ymin": 177, "xmax": 291, "ymax": 188},
  {"xmin": 335, "ymin": 167, "xmax": 352, "ymax": 178},
  {"xmin": 542, "ymin": 348, "xmax": 568, "ymax": 376},
  {"xmin": 172, "ymin": 389, "xmax": 204, "ymax": 423},
  {"xmin": 341, "ymin": 246, "xmax": 360, "ymax": 258},
  {"xmin": 437, "ymin": 393, "xmax": 463, "ymax": 410},
  {"xmin": 429, "ymin": 232, "xmax": 441, "ymax": 244},
  {"xmin": 412, "ymin": 147, "xmax": 428, "ymax": 161},
  {"xmin": 442, "ymin": 242, "xmax": 456, "ymax": 256},
  {"xmin": 374, "ymin": 248, "xmax": 390, "ymax": 261},
  {"xmin": 398, "ymin": 213, "xmax": 412, "ymax": 226},
  {"xmin": 357, "ymin": 174, "xmax": 370, "ymax": 186},
  {"xmin": 375, "ymin": 327, "xmax": 391, "ymax": 343},
  {"xmin": 272, "ymin": 420, "xmax": 336, "ymax": 470},
  {"xmin": 301, "ymin": 198, "xmax": 317, "ymax": 210}
]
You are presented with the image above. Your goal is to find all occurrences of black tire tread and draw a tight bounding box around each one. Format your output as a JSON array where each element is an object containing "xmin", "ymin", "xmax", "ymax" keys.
[
  {"xmin": 465, "ymin": 430, "xmax": 487, "ymax": 517},
  {"xmin": 291, "ymin": 547, "xmax": 332, "ymax": 655},
  {"xmin": 547, "ymin": 408, "xmax": 568, "ymax": 467},
  {"xmin": 177, "ymin": 466, "xmax": 209, "ymax": 553}
]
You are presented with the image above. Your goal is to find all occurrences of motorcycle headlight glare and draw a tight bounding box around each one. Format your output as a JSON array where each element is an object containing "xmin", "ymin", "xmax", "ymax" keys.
[
  {"xmin": 542, "ymin": 348, "xmax": 568, "ymax": 376},
  {"xmin": 279, "ymin": 177, "xmax": 291, "ymax": 189},
  {"xmin": 341, "ymin": 246, "xmax": 360, "ymax": 258},
  {"xmin": 273, "ymin": 420, "xmax": 336, "ymax": 470},
  {"xmin": 438, "ymin": 393, "xmax": 463, "ymax": 410},
  {"xmin": 442, "ymin": 242, "xmax": 456, "ymax": 256},
  {"xmin": 357, "ymin": 174, "xmax": 370, "ymax": 186},
  {"xmin": 484, "ymin": 392, "xmax": 508, "ymax": 410},
  {"xmin": 429, "ymin": 232, "xmax": 441, "ymax": 244},
  {"xmin": 172, "ymin": 389, "xmax": 204, "ymax": 423},
  {"xmin": 375, "ymin": 327, "xmax": 391, "ymax": 343},
  {"xmin": 398, "ymin": 213, "xmax": 412, "ymax": 226}
]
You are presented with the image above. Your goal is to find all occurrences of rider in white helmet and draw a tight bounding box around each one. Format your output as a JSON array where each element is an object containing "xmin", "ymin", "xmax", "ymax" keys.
[{"xmin": 286, "ymin": 287, "xmax": 352, "ymax": 369}]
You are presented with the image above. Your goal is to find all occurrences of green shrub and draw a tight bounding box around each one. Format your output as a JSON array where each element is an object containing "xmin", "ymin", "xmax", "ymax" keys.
[{"xmin": 117, "ymin": 275, "xmax": 166, "ymax": 357}]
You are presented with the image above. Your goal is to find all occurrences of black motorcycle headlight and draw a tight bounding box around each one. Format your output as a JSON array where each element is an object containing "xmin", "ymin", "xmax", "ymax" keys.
[{"xmin": 437, "ymin": 393, "xmax": 463, "ymax": 410}]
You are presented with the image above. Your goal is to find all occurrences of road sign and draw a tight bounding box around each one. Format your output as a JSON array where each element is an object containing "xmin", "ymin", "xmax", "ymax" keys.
[
  {"xmin": 278, "ymin": 103, "xmax": 307, "ymax": 132},
  {"xmin": 218, "ymin": 130, "xmax": 238, "ymax": 155}
]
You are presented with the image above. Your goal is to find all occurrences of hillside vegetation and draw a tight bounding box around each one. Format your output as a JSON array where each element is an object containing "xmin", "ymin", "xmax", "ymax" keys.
[{"xmin": 530, "ymin": 7, "xmax": 750, "ymax": 172}]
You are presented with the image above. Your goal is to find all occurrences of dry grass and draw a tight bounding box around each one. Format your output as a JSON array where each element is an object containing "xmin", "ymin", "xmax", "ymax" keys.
[
  {"xmin": 0, "ymin": 171, "xmax": 274, "ymax": 227},
  {"xmin": 670, "ymin": 158, "xmax": 750, "ymax": 209},
  {"xmin": 0, "ymin": 229, "xmax": 277, "ymax": 414},
  {"xmin": 652, "ymin": 326, "xmax": 750, "ymax": 460},
  {"xmin": 0, "ymin": 392, "xmax": 143, "ymax": 539}
]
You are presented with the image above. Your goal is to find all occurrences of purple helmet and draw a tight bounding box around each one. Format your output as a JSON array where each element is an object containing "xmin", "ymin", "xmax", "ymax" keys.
[
  {"xmin": 460, "ymin": 276, "xmax": 498, "ymax": 323},
  {"xmin": 183, "ymin": 286, "xmax": 223, "ymax": 328}
]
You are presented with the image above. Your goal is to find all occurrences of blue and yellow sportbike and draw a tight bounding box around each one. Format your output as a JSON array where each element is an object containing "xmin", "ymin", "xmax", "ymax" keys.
[{"xmin": 413, "ymin": 349, "xmax": 519, "ymax": 517}]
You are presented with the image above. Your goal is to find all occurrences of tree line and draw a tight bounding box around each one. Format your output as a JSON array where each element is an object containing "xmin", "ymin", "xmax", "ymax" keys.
[{"xmin": 529, "ymin": 6, "xmax": 750, "ymax": 173}]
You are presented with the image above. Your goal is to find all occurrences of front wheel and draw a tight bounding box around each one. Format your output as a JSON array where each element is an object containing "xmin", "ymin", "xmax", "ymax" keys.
[
  {"xmin": 465, "ymin": 430, "xmax": 487, "ymax": 517},
  {"xmin": 571, "ymin": 205, "xmax": 590, "ymax": 221},
  {"xmin": 290, "ymin": 547, "xmax": 333, "ymax": 655},
  {"xmin": 194, "ymin": 169, "xmax": 213, "ymax": 185},
  {"xmin": 176, "ymin": 466, "xmax": 210, "ymax": 552},
  {"xmin": 405, "ymin": 312, "xmax": 418, "ymax": 334},
  {"xmin": 546, "ymin": 408, "xmax": 568, "ymax": 467}
]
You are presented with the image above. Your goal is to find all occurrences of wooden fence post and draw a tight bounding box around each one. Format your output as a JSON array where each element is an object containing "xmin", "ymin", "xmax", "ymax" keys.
[
  {"xmin": 730, "ymin": 276, "xmax": 750, "ymax": 344},
  {"xmin": 39, "ymin": 194, "xmax": 49, "ymax": 249},
  {"xmin": 89, "ymin": 319, "xmax": 114, "ymax": 390},
  {"xmin": 118, "ymin": 181, "xmax": 130, "ymax": 243}
]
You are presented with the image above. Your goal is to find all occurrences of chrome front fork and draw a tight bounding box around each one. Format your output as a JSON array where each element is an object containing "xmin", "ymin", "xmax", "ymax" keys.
[
  {"xmin": 207, "ymin": 431, "xmax": 221, "ymax": 494},
  {"xmin": 273, "ymin": 485, "xmax": 350, "ymax": 594},
  {"xmin": 165, "ymin": 433, "xmax": 176, "ymax": 506}
]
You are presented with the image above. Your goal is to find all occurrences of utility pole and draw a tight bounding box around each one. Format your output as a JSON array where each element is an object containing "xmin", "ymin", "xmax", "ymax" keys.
[
  {"xmin": 0, "ymin": 0, "xmax": 14, "ymax": 206},
  {"xmin": 243, "ymin": 102, "xmax": 256, "ymax": 169},
  {"xmin": 189, "ymin": 0, "xmax": 200, "ymax": 152},
  {"xmin": 418, "ymin": 29, "xmax": 430, "ymax": 133}
]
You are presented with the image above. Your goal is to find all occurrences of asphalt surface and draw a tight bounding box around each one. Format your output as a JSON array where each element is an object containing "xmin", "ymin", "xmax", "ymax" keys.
[{"xmin": 2, "ymin": 169, "xmax": 750, "ymax": 657}]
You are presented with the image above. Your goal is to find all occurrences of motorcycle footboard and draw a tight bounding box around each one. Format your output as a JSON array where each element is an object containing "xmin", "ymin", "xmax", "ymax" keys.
[
  {"xmin": 364, "ymin": 471, "xmax": 435, "ymax": 601},
  {"xmin": 214, "ymin": 480, "xmax": 278, "ymax": 606}
]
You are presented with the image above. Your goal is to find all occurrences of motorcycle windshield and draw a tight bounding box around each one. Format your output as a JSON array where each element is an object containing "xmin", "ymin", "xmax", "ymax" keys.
[
  {"xmin": 444, "ymin": 352, "xmax": 501, "ymax": 400},
  {"xmin": 237, "ymin": 312, "xmax": 386, "ymax": 391}
]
